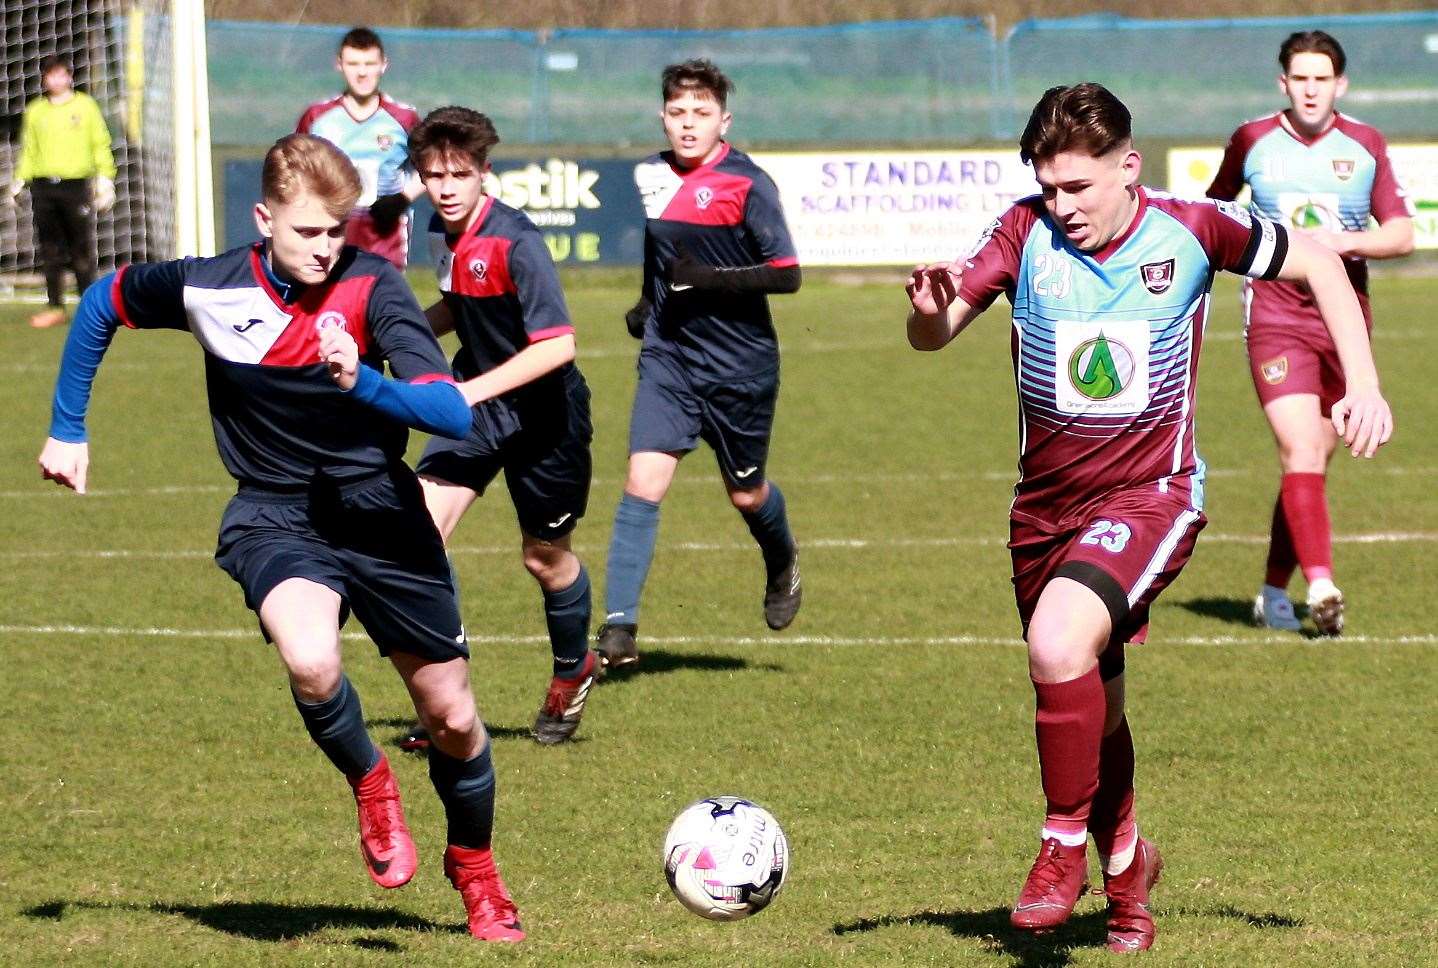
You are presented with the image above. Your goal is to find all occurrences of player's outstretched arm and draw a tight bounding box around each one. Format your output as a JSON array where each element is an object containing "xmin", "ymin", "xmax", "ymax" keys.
[
  {"xmin": 455, "ymin": 333, "xmax": 576, "ymax": 407},
  {"xmin": 1274, "ymin": 233, "xmax": 1393, "ymax": 457},
  {"xmin": 38, "ymin": 274, "xmax": 125, "ymax": 494},
  {"xmin": 321, "ymin": 327, "xmax": 471, "ymax": 440},
  {"xmin": 906, "ymin": 262, "xmax": 979, "ymax": 351}
]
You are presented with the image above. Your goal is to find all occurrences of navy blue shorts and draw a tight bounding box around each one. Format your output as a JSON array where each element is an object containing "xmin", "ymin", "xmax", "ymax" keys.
[
  {"xmin": 628, "ymin": 349, "xmax": 778, "ymax": 488},
  {"xmin": 416, "ymin": 367, "xmax": 592, "ymax": 541},
  {"xmin": 215, "ymin": 466, "xmax": 468, "ymax": 662}
]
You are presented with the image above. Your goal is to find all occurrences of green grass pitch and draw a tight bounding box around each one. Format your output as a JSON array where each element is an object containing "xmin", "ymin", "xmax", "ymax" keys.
[{"xmin": 1, "ymin": 269, "xmax": 1435, "ymax": 966}]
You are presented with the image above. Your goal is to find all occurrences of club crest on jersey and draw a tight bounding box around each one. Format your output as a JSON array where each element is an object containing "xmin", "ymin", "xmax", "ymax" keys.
[
  {"xmin": 1332, "ymin": 159, "xmax": 1355, "ymax": 181},
  {"xmin": 469, "ymin": 258, "xmax": 488, "ymax": 282},
  {"xmin": 694, "ymin": 187, "xmax": 714, "ymax": 210},
  {"xmin": 315, "ymin": 311, "xmax": 347, "ymax": 333},
  {"xmin": 1139, "ymin": 259, "xmax": 1174, "ymax": 295},
  {"xmin": 1261, "ymin": 356, "xmax": 1289, "ymax": 385},
  {"xmin": 377, "ymin": 134, "xmax": 394, "ymax": 151}
]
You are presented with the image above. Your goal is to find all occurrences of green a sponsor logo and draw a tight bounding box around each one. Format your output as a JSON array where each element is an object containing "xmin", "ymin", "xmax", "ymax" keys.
[{"xmin": 1068, "ymin": 333, "xmax": 1134, "ymax": 400}]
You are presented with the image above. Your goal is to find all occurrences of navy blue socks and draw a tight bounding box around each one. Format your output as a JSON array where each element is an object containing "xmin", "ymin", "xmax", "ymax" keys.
[
  {"xmin": 292, "ymin": 674, "xmax": 380, "ymax": 780},
  {"xmin": 742, "ymin": 482, "xmax": 796, "ymax": 578},
  {"xmin": 603, "ymin": 492, "xmax": 661, "ymax": 627},
  {"xmin": 545, "ymin": 565, "xmax": 592, "ymax": 679},
  {"xmin": 429, "ymin": 743, "xmax": 496, "ymax": 850}
]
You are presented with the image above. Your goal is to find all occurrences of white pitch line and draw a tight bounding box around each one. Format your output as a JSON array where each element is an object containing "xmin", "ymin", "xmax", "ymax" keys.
[
  {"xmin": 0, "ymin": 623, "xmax": 1433, "ymax": 647},
  {"xmin": 4, "ymin": 531, "xmax": 1435, "ymax": 561},
  {"xmin": 2, "ymin": 465, "xmax": 1434, "ymax": 500}
]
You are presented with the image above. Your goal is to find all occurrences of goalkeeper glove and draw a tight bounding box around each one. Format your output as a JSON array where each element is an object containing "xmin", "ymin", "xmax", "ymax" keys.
[{"xmin": 92, "ymin": 176, "xmax": 116, "ymax": 213}]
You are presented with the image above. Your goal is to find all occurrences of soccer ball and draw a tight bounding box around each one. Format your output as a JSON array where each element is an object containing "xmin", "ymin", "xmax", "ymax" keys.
[{"xmin": 662, "ymin": 795, "xmax": 789, "ymax": 921}]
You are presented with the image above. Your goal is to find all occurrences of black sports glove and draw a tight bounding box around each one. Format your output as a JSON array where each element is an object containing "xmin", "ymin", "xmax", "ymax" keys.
[
  {"xmin": 368, "ymin": 192, "xmax": 411, "ymax": 234},
  {"xmin": 624, "ymin": 297, "xmax": 652, "ymax": 339}
]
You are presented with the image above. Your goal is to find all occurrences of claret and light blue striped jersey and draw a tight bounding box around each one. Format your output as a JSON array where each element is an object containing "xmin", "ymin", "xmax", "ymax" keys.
[
  {"xmin": 1207, "ymin": 111, "xmax": 1412, "ymax": 335},
  {"xmin": 958, "ymin": 187, "xmax": 1288, "ymax": 531}
]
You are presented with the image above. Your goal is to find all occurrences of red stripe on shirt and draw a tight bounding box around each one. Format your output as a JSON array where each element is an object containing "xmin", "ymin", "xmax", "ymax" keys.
[
  {"xmin": 767, "ymin": 256, "xmax": 799, "ymax": 268},
  {"xmin": 527, "ymin": 325, "xmax": 574, "ymax": 343},
  {"xmin": 409, "ymin": 372, "xmax": 456, "ymax": 385},
  {"xmin": 111, "ymin": 266, "xmax": 137, "ymax": 329}
]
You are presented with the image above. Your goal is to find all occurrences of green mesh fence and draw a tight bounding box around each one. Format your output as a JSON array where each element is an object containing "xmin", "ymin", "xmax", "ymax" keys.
[
  {"xmin": 205, "ymin": 13, "xmax": 1438, "ymax": 149},
  {"xmin": 1002, "ymin": 13, "xmax": 1438, "ymax": 142}
]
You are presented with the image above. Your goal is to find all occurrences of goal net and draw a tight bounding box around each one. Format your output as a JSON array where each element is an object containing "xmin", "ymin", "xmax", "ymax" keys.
[{"xmin": 1, "ymin": 0, "xmax": 213, "ymax": 300}]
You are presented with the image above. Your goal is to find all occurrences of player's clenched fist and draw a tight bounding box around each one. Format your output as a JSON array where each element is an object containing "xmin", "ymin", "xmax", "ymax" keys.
[
  {"xmin": 38, "ymin": 437, "xmax": 90, "ymax": 494},
  {"xmin": 320, "ymin": 326, "xmax": 360, "ymax": 390},
  {"xmin": 906, "ymin": 261, "xmax": 962, "ymax": 317},
  {"xmin": 1331, "ymin": 385, "xmax": 1394, "ymax": 459}
]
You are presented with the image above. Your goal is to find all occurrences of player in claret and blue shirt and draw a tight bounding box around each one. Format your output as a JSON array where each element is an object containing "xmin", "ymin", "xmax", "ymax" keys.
[
  {"xmin": 296, "ymin": 27, "xmax": 423, "ymax": 269},
  {"xmin": 36, "ymin": 134, "xmax": 525, "ymax": 943},
  {"xmin": 596, "ymin": 59, "xmax": 803, "ymax": 670},
  {"xmin": 905, "ymin": 83, "xmax": 1392, "ymax": 953},
  {"xmin": 402, "ymin": 106, "xmax": 600, "ymax": 747},
  {"xmin": 1207, "ymin": 30, "xmax": 1414, "ymax": 636}
]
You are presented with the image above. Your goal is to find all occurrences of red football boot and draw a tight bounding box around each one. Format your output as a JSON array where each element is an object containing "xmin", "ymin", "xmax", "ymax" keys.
[
  {"xmin": 1010, "ymin": 837, "xmax": 1089, "ymax": 931},
  {"xmin": 1103, "ymin": 837, "xmax": 1163, "ymax": 953},
  {"xmin": 347, "ymin": 753, "xmax": 417, "ymax": 889},
  {"xmin": 444, "ymin": 844, "xmax": 526, "ymax": 942}
]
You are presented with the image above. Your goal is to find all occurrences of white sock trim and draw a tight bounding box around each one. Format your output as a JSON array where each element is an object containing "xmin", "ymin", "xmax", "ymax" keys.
[{"xmin": 1041, "ymin": 826, "xmax": 1088, "ymax": 847}]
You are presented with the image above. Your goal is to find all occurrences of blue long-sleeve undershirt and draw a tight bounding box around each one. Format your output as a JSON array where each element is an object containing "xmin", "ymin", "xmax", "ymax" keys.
[
  {"xmin": 49, "ymin": 273, "xmax": 121, "ymax": 443},
  {"xmin": 347, "ymin": 365, "xmax": 472, "ymax": 440}
]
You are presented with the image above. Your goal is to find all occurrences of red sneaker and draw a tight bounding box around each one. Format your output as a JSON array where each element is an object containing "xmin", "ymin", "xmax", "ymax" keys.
[
  {"xmin": 444, "ymin": 844, "xmax": 526, "ymax": 942},
  {"xmin": 1103, "ymin": 837, "xmax": 1163, "ymax": 953},
  {"xmin": 1010, "ymin": 837, "xmax": 1089, "ymax": 931},
  {"xmin": 347, "ymin": 753, "xmax": 417, "ymax": 889}
]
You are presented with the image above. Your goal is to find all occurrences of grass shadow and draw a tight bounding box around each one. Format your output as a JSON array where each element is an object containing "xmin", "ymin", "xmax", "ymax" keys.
[
  {"xmin": 833, "ymin": 905, "xmax": 1107, "ymax": 968},
  {"xmin": 600, "ymin": 647, "xmax": 783, "ymax": 685},
  {"xmin": 1176, "ymin": 596, "xmax": 1263, "ymax": 627},
  {"xmin": 832, "ymin": 902, "xmax": 1303, "ymax": 966},
  {"xmin": 23, "ymin": 898, "xmax": 455, "ymax": 943}
]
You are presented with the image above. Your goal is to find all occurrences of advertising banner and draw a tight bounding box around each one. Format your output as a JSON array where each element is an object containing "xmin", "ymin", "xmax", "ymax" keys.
[
  {"xmin": 1167, "ymin": 145, "xmax": 1438, "ymax": 250},
  {"xmin": 752, "ymin": 150, "xmax": 1039, "ymax": 266},
  {"xmin": 224, "ymin": 157, "xmax": 645, "ymax": 264}
]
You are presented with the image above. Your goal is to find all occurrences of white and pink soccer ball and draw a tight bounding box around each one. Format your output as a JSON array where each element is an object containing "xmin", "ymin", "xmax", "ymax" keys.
[{"xmin": 662, "ymin": 796, "xmax": 789, "ymax": 921}]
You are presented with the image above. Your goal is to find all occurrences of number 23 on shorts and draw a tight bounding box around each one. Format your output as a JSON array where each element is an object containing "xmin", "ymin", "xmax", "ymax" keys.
[{"xmin": 1079, "ymin": 518, "xmax": 1132, "ymax": 554}]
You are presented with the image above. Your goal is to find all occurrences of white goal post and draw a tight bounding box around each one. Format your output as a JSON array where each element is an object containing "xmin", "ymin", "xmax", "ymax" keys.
[{"xmin": 2, "ymin": 0, "xmax": 214, "ymax": 299}]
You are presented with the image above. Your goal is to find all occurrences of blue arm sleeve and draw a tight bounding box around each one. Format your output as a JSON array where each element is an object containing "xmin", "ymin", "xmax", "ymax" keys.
[
  {"xmin": 348, "ymin": 365, "xmax": 472, "ymax": 440},
  {"xmin": 49, "ymin": 273, "xmax": 122, "ymax": 443}
]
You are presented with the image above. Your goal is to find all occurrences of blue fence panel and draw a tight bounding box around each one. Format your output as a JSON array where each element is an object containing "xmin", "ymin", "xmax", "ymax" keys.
[
  {"xmin": 1003, "ymin": 13, "xmax": 1438, "ymax": 142},
  {"xmin": 540, "ymin": 20, "xmax": 997, "ymax": 147},
  {"xmin": 206, "ymin": 21, "xmax": 540, "ymax": 146}
]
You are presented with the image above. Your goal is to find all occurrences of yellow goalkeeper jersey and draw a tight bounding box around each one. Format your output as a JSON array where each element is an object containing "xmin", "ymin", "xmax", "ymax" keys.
[{"xmin": 16, "ymin": 91, "xmax": 117, "ymax": 183}]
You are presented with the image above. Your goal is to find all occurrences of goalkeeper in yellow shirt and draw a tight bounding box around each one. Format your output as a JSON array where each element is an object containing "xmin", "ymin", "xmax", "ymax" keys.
[{"xmin": 10, "ymin": 54, "xmax": 117, "ymax": 329}]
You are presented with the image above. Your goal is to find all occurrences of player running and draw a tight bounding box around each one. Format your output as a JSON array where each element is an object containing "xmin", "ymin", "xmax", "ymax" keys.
[
  {"xmin": 1207, "ymin": 30, "xmax": 1414, "ymax": 636},
  {"xmin": 905, "ymin": 83, "xmax": 1391, "ymax": 952},
  {"xmin": 403, "ymin": 106, "xmax": 599, "ymax": 747},
  {"xmin": 596, "ymin": 59, "xmax": 802, "ymax": 669},
  {"xmin": 37, "ymin": 134, "xmax": 525, "ymax": 942},
  {"xmin": 296, "ymin": 27, "xmax": 423, "ymax": 269}
]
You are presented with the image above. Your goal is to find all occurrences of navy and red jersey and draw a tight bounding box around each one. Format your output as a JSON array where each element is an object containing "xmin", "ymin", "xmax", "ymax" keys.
[
  {"xmin": 113, "ymin": 243, "xmax": 455, "ymax": 488},
  {"xmin": 428, "ymin": 196, "xmax": 577, "ymax": 407},
  {"xmin": 635, "ymin": 143, "xmax": 798, "ymax": 383},
  {"xmin": 959, "ymin": 188, "xmax": 1288, "ymax": 531},
  {"xmin": 1207, "ymin": 112, "xmax": 1413, "ymax": 338}
]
